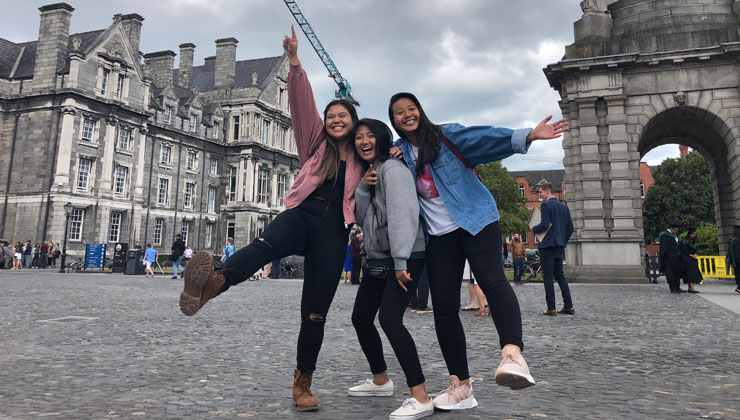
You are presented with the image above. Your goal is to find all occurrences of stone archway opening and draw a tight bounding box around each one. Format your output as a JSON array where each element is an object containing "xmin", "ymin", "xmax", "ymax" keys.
[{"xmin": 638, "ymin": 107, "xmax": 734, "ymax": 252}]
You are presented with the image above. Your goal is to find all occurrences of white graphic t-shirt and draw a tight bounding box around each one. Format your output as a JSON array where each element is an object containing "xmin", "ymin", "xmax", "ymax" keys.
[{"xmin": 410, "ymin": 145, "xmax": 459, "ymax": 236}]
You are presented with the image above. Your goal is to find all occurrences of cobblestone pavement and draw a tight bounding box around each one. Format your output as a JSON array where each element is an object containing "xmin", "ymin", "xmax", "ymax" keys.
[{"xmin": 1, "ymin": 271, "xmax": 739, "ymax": 419}]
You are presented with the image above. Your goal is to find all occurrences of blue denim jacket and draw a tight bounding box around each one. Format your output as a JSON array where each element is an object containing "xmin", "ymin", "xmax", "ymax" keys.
[{"xmin": 397, "ymin": 123, "xmax": 531, "ymax": 236}]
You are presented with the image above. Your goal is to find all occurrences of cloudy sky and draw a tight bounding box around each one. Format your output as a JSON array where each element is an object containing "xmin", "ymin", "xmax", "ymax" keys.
[{"xmin": 1, "ymin": 0, "xmax": 678, "ymax": 169}]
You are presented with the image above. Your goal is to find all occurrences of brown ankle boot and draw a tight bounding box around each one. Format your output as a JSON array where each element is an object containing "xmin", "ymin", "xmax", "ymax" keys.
[
  {"xmin": 179, "ymin": 251, "xmax": 224, "ymax": 316},
  {"xmin": 292, "ymin": 369, "xmax": 319, "ymax": 411}
]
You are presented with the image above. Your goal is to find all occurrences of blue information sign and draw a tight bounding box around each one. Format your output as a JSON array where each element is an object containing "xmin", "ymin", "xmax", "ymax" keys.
[{"xmin": 85, "ymin": 243, "xmax": 107, "ymax": 269}]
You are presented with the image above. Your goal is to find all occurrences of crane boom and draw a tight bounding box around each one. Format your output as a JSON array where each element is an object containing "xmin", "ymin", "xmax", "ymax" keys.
[{"xmin": 283, "ymin": 0, "xmax": 359, "ymax": 106}]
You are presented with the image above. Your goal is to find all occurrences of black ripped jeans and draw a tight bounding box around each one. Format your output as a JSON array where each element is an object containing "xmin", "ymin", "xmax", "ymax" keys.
[
  {"xmin": 351, "ymin": 258, "xmax": 426, "ymax": 388},
  {"xmin": 221, "ymin": 197, "xmax": 349, "ymax": 373},
  {"xmin": 426, "ymin": 221, "xmax": 523, "ymax": 381}
]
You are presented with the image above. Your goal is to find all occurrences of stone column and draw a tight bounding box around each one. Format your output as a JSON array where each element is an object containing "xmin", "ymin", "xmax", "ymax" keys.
[
  {"xmin": 53, "ymin": 106, "xmax": 77, "ymax": 189},
  {"xmin": 605, "ymin": 95, "xmax": 637, "ymax": 237},
  {"xmin": 100, "ymin": 116, "xmax": 118, "ymax": 196},
  {"xmin": 244, "ymin": 155, "xmax": 255, "ymax": 204},
  {"xmin": 270, "ymin": 163, "xmax": 279, "ymax": 207},
  {"xmin": 575, "ymin": 98, "xmax": 607, "ymax": 238},
  {"xmin": 237, "ymin": 157, "xmax": 245, "ymax": 201},
  {"xmin": 134, "ymin": 126, "xmax": 146, "ymax": 198}
]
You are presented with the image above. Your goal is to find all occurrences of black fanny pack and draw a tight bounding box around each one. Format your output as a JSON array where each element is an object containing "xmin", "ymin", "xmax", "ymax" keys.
[{"xmin": 367, "ymin": 262, "xmax": 394, "ymax": 279}]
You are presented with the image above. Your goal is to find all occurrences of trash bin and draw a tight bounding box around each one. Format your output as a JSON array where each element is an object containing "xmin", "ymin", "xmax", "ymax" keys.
[{"xmin": 125, "ymin": 249, "xmax": 146, "ymax": 275}]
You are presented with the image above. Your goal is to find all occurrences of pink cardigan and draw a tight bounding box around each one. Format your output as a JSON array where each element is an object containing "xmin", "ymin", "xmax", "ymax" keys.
[{"xmin": 283, "ymin": 63, "xmax": 362, "ymax": 225}]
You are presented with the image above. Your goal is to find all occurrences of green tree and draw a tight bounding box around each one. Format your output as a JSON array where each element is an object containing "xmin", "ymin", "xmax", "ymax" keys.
[
  {"xmin": 643, "ymin": 151, "xmax": 714, "ymax": 243},
  {"xmin": 679, "ymin": 222, "xmax": 720, "ymax": 255},
  {"xmin": 477, "ymin": 161, "xmax": 529, "ymax": 237}
]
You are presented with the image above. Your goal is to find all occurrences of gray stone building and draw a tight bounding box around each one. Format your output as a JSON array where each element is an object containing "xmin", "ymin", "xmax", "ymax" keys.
[
  {"xmin": 545, "ymin": 0, "xmax": 740, "ymax": 282},
  {"xmin": 0, "ymin": 3, "xmax": 299, "ymax": 256}
]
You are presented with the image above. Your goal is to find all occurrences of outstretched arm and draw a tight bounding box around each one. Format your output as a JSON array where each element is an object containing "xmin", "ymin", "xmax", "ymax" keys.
[{"xmin": 526, "ymin": 116, "xmax": 569, "ymax": 142}]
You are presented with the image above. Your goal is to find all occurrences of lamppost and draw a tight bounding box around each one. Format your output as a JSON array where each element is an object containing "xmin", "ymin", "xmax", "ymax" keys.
[{"xmin": 59, "ymin": 202, "xmax": 73, "ymax": 273}]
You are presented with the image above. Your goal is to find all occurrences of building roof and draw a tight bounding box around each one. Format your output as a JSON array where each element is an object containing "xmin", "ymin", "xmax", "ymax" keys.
[
  {"xmin": 0, "ymin": 30, "xmax": 105, "ymax": 79},
  {"xmin": 173, "ymin": 56, "xmax": 282, "ymax": 91},
  {"xmin": 509, "ymin": 169, "xmax": 565, "ymax": 192}
]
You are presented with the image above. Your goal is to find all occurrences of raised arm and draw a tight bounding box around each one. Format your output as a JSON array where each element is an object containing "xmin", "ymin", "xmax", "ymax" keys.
[{"xmin": 284, "ymin": 25, "xmax": 324, "ymax": 164}]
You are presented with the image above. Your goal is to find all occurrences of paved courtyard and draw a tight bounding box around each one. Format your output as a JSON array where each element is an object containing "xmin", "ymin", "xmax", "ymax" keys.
[{"xmin": 1, "ymin": 271, "xmax": 739, "ymax": 419}]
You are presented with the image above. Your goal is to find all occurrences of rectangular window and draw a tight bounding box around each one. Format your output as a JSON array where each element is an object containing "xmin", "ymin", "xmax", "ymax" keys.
[
  {"xmin": 189, "ymin": 114, "xmax": 197, "ymax": 133},
  {"xmin": 261, "ymin": 120, "xmax": 270, "ymax": 144},
  {"xmin": 277, "ymin": 173, "xmax": 287, "ymax": 206},
  {"xmin": 114, "ymin": 165, "xmax": 128, "ymax": 195},
  {"xmin": 158, "ymin": 178, "xmax": 169, "ymax": 205},
  {"xmin": 279, "ymin": 88, "xmax": 285, "ymax": 108},
  {"xmin": 77, "ymin": 157, "xmax": 92, "ymax": 190},
  {"xmin": 232, "ymin": 116, "xmax": 240, "ymax": 141},
  {"xmin": 521, "ymin": 232, "xmax": 528, "ymax": 244},
  {"xmin": 228, "ymin": 166, "xmax": 237, "ymax": 202},
  {"xmin": 181, "ymin": 221, "xmax": 190, "ymax": 245},
  {"xmin": 164, "ymin": 106, "xmax": 173, "ymax": 124},
  {"xmin": 101, "ymin": 69, "xmax": 110, "ymax": 96},
  {"xmin": 210, "ymin": 158, "xmax": 218, "ymax": 175},
  {"xmin": 208, "ymin": 186, "xmax": 216, "ymax": 212},
  {"xmin": 154, "ymin": 218, "xmax": 164, "ymax": 245},
  {"xmin": 279, "ymin": 128, "xmax": 286, "ymax": 150},
  {"xmin": 69, "ymin": 208, "xmax": 84, "ymax": 241},
  {"xmin": 257, "ymin": 168, "xmax": 269, "ymax": 204},
  {"xmin": 186, "ymin": 151, "xmax": 196, "ymax": 170},
  {"xmin": 204, "ymin": 223, "xmax": 213, "ymax": 248},
  {"xmin": 212, "ymin": 121, "xmax": 220, "ymax": 139},
  {"xmin": 184, "ymin": 182, "xmax": 195, "ymax": 208},
  {"xmin": 109, "ymin": 212, "xmax": 122, "ymax": 242},
  {"xmin": 257, "ymin": 217, "xmax": 266, "ymax": 238},
  {"xmin": 118, "ymin": 128, "xmax": 131, "ymax": 151},
  {"xmin": 227, "ymin": 218, "xmax": 235, "ymax": 240},
  {"xmin": 81, "ymin": 118, "xmax": 95, "ymax": 141},
  {"xmin": 115, "ymin": 75, "xmax": 124, "ymax": 100},
  {"xmin": 161, "ymin": 145, "xmax": 171, "ymax": 165}
]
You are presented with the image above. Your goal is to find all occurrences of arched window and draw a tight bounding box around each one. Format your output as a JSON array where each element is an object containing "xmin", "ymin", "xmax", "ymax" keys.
[
  {"xmin": 519, "ymin": 185, "xmax": 525, "ymax": 197},
  {"xmin": 640, "ymin": 181, "xmax": 645, "ymax": 198}
]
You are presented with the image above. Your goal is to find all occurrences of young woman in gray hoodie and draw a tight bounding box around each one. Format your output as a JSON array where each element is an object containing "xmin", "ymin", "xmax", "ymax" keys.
[{"xmin": 348, "ymin": 118, "xmax": 433, "ymax": 420}]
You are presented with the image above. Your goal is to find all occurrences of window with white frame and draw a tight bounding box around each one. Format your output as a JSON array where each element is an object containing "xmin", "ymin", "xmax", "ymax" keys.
[
  {"xmin": 81, "ymin": 118, "xmax": 95, "ymax": 141},
  {"xmin": 164, "ymin": 105, "xmax": 173, "ymax": 124},
  {"xmin": 115, "ymin": 75, "xmax": 124, "ymax": 100},
  {"xmin": 157, "ymin": 178, "xmax": 169, "ymax": 205},
  {"xmin": 109, "ymin": 211, "xmax": 123, "ymax": 242},
  {"xmin": 212, "ymin": 121, "xmax": 220, "ymax": 139},
  {"xmin": 204, "ymin": 223, "xmax": 213, "ymax": 248},
  {"xmin": 261, "ymin": 120, "xmax": 270, "ymax": 144},
  {"xmin": 519, "ymin": 185, "xmax": 525, "ymax": 197},
  {"xmin": 232, "ymin": 115, "xmax": 240, "ymax": 141},
  {"xmin": 77, "ymin": 157, "xmax": 93, "ymax": 190},
  {"xmin": 181, "ymin": 220, "xmax": 190, "ymax": 245},
  {"xmin": 69, "ymin": 208, "xmax": 84, "ymax": 241},
  {"xmin": 227, "ymin": 218, "xmax": 235, "ymax": 240},
  {"xmin": 257, "ymin": 217, "xmax": 266, "ymax": 238},
  {"xmin": 228, "ymin": 166, "xmax": 237, "ymax": 202},
  {"xmin": 640, "ymin": 181, "xmax": 645, "ymax": 199},
  {"xmin": 118, "ymin": 128, "xmax": 131, "ymax": 151},
  {"xmin": 521, "ymin": 232, "xmax": 528, "ymax": 244},
  {"xmin": 186, "ymin": 151, "xmax": 196, "ymax": 170},
  {"xmin": 257, "ymin": 168, "xmax": 269, "ymax": 204},
  {"xmin": 184, "ymin": 182, "xmax": 195, "ymax": 208},
  {"xmin": 277, "ymin": 173, "xmax": 287, "ymax": 206},
  {"xmin": 210, "ymin": 158, "xmax": 218, "ymax": 176},
  {"xmin": 114, "ymin": 165, "xmax": 129, "ymax": 195},
  {"xmin": 154, "ymin": 218, "xmax": 164, "ymax": 245},
  {"xmin": 208, "ymin": 186, "xmax": 216, "ymax": 212},
  {"xmin": 161, "ymin": 144, "xmax": 172, "ymax": 165},
  {"xmin": 101, "ymin": 69, "xmax": 110, "ymax": 96},
  {"xmin": 189, "ymin": 114, "xmax": 197, "ymax": 133},
  {"xmin": 279, "ymin": 128, "xmax": 287, "ymax": 150}
]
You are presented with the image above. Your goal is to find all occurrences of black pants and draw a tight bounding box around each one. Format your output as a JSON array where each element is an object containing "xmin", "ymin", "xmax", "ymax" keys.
[
  {"xmin": 540, "ymin": 246, "xmax": 573, "ymax": 310},
  {"xmin": 352, "ymin": 259, "xmax": 425, "ymax": 387},
  {"xmin": 735, "ymin": 266, "xmax": 740, "ymax": 288},
  {"xmin": 665, "ymin": 260, "xmax": 681, "ymax": 291},
  {"xmin": 512, "ymin": 257, "xmax": 525, "ymax": 283},
  {"xmin": 426, "ymin": 222, "xmax": 523, "ymax": 381},
  {"xmin": 222, "ymin": 197, "xmax": 349, "ymax": 373},
  {"xmin": 409, "ymin": 267, "xmax": 430, "ymax": 309},
  {"xmin": 350, "ymin": 256, "xmax": 362, "ymax": 284}
]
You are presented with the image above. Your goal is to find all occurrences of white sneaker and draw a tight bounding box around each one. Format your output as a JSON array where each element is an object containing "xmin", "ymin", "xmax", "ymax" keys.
[
  {"xmin": 432, "ymin": 375, "xmax": 478, "ymax": 410},
  {"xmin": 347, "ymin": 378, "xmax": 394, "ymax": 397},
  {"xmin": 389, "ymin": 397, "xmax": 434, "ymax": 420}
]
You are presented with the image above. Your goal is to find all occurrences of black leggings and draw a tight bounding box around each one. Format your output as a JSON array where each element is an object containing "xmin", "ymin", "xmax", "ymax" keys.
[
  {"xmin": 222, "ymin": 197, "xmax": 349, "ymax": 373},
  {"xmin": 351, "ymin": 259, "xmax": 425, "ymax": 388},
  {"xmin": 426, "ymin": 221, "xmax": 523, "ymax": 381}
]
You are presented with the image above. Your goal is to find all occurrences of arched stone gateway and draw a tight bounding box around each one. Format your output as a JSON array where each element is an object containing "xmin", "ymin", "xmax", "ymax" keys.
[{"xmin": 545, "ymin": 0, "xmax": 740, "ymax": 282}]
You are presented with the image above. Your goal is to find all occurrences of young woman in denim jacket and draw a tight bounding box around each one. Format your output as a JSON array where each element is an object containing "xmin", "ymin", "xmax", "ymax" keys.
[{"xmin": 389, "ymin": 92, "xmax": 567, "ymax": 411}]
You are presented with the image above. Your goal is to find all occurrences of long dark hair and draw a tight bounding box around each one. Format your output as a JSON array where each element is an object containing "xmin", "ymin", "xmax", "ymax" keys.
[
  {"xmin": 388, "ymin": 92, "xmax": 443, "ymax": 176},
  {"xmin": 316, "ymin": 99, "xmax": 359, "ymax": 184},
  {"xmin": 353, "ymin": 118, "xmax": 393, "ymax": 170}
]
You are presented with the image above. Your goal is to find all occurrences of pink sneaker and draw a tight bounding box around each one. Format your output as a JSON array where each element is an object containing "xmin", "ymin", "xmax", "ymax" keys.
[
  {"xmin": 432, "ymin": 375, "xmax": 478, "ymax": 411},
  {"xmin": 495, "ymin": 354, "xmax": 535, "ymax": 390}
]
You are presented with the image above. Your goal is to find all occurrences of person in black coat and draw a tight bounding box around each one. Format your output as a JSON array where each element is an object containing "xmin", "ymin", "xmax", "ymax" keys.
[
  {"xmin": 170, "ymin": 234, "xmax": 186, "ymax": 279},
  {"xmin": 727, "ymin": 225, "xmax": 740, "ymax": 294},
  {"xmin": 659, "ymin": 221, "xmax": 683, "ymax": 293},
  {"xmin": 679, "ymin": 227, "xmax": 702, "ymax": 293}
]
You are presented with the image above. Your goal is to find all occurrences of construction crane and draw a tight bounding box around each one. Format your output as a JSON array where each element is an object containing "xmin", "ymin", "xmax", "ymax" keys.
[{"xmin": 283, "ymin": 0, "xmax": 359, "ymax": 106}]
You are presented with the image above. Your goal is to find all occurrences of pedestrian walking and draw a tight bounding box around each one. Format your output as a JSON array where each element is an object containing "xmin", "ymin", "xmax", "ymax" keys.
[
  {"xmin": 13, "ymin": 242, "xmax": 23, "ymax": 269},
  {"xmin": 343, "ymin": 240, "xmax": 353, "ymax": 283},
  {"xmin": 46, "ymin": 241, "xmax": 54, "ymax": 267},
  {"xmin": 350, "ymin": 232, "xmax": 363, "ymax": 285},
  {"xmin": 178, "ymin": 25, "xmax": 362, "ymax": 412},
  {"xmin": 348, "ymin": 118, "xmax": 433, "ymax": 419},
  {"xmin": 184, "ymin": 246, "xmax": 193, "ymax": 261},
  {"xmin": 532, "ymin": 182, "xmax": 575, "ymax": 316},
  {"xmin": 39, "ymin": 241, "xmax": 49, "ymax": 269},
  {"xmin": 660, "ymin": 221, "xmax": 684, "ymax": 293},
  {"xmin": 680, "ymin": 227, "xmax": 702, "ymax": 293},
  {"xmin": 31, "ymin": 243, "xmax": 40, "ymax": 268},
  {"xmin": 727, "ymin": 225, "xmax": 740, "ymax": 294},
  {"xmin": 23, "ymin": 241, "xmax": 31, "ymax": 268},
  {"xmin": 2, "ymin": 242, "xmax": 12, "ymax": 269},
  {"xmin": 509, "ymin": 233, "xmax": 526, "ymax": 285},
  {"xmin": 144, "ymin": 244, "xmax": 158, "ymax": 278},
  {"xmin": 409, "ymin": 267, "xmax": 432, "ymax": 313},
  {"xmin": 389, "ymin": 91, "xmax": 567, "ymax": 409},
  {"xmin": 221, "ymin": 238, "xmax": 236, "ymax": 263},
  {"xmin": 170, "ymin": 234, "xmax": 186, "ymax": 279},
  {"xmin": 53, "ymin": 244, "xmax": 61, "ymax": 266}
]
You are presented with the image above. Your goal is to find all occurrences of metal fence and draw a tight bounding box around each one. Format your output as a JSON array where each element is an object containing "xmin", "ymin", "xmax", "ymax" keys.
[{"xmin": 644, "ymin": 254, "xmax": 735, "ymax": 283}]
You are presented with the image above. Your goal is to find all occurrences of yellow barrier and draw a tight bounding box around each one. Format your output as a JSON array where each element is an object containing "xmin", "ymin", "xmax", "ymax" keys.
[{"xmin": 698, "ymin": 256, "xmax": 735, "ymax": 278}]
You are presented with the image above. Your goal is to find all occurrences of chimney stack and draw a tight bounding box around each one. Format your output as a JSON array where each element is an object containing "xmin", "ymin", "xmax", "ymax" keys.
[
  {"xmin": 120, "ymin": 13, "xmax": 144, "ymax": 61},
  {"xmin": 215, "ymin": 37, "xmax": 238, "ymax": 88},
  {"xmin": 178, "ymin": 43, "xmax": 195, "ymax": 89},
  {"xmin": 143, "ymin": 50, "xmax": 176, "ymax": 87},
  {"xmin": 33, "ymin": 3, "xmax": 74, "ymax": 90}
]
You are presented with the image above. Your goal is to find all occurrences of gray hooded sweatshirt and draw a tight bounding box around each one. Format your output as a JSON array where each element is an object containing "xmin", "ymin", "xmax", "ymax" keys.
[{"xmin": 354, "ymin": 157, "xmax": 425, "ymax": 271}]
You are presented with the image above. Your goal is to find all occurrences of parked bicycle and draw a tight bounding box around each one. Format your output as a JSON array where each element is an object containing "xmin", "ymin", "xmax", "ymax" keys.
[
  {"xmin": 280, "ymin": 262, "xmax": 305, "ymax": 279},
  {"xmin": 65, "ymin": 256, "xmax": 85, "ymax": 273},
  {"xmin": 518, "ymin": 259, "xmax": 542, "ymax": 284}
]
